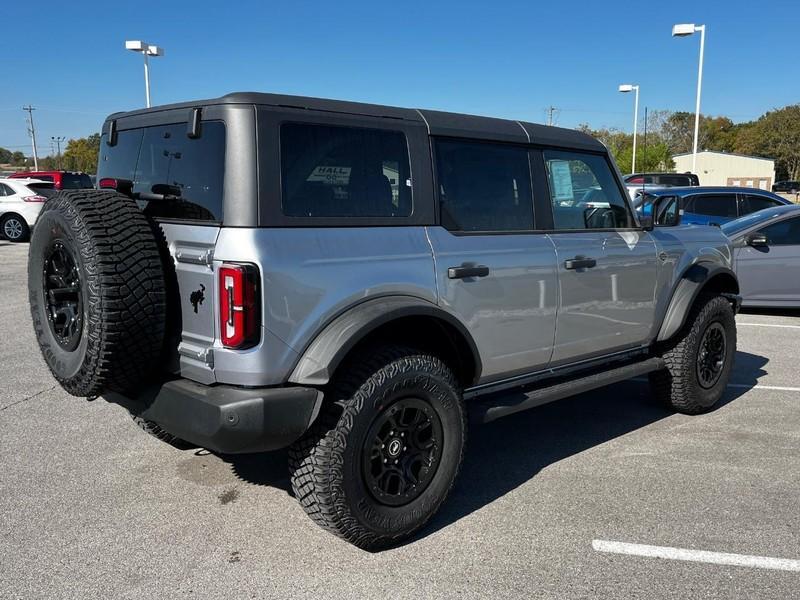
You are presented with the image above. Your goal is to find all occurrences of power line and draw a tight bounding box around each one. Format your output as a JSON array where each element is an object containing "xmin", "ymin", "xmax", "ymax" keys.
[{"xmin": 22, "ymin": 105, "xmax": 39, "ymax": 170}]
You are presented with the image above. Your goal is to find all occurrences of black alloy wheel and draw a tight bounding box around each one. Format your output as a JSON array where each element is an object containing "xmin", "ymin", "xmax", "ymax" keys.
[
  {"xmin": 42, "ymin": 241, "xmax": 83, "ymax": 351},
  {"xmin": 362, "ymin": 398, "xmax": 444, "ymax": 507},
  {"xmin": 696, "ymin": 322, "xmax": 726, "ymax": 389}
]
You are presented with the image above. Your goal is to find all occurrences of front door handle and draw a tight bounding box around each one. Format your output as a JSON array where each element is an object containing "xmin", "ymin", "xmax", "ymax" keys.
[
  {"xmin": 564, "ymin": 257, "xmax": 597, "ymax": 270},
  {"xmin": 448, "ymin": 265, "xmax": 490, "ymax": 279}
]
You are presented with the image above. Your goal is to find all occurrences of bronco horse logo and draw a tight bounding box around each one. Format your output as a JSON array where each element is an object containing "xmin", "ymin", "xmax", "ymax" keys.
[{"xmin": 189, "ymin": 284, "xmax": 205, "ymax": 313}]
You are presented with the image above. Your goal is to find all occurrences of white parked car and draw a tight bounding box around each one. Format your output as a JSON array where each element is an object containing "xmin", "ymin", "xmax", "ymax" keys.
[{"xmin": 0, "ymin": 178, "xmax": 55, "ymax": 242}]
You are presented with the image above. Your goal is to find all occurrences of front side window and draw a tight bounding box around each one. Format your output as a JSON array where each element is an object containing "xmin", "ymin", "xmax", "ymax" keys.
[
  {"xmin": 280, "ymin": 123, "xmax": 411, "ymax": 218},
  {"xmin": 435, "ymin": 139, "xmax": 533, "ymax": 232},
  {"xmin": 741, "ymin": 194, "xmax": 781, "ymax": 215},
  {"xmin": 758, "ymin": 217, "xmax": 800, "ymax": 245},
  {"xmin": 687, "ymin": 194, "xmax": 737, "ymax": 218},
  {"xmin": 543, "ymin": 150, "xmax": 631, "ymax": 230}
]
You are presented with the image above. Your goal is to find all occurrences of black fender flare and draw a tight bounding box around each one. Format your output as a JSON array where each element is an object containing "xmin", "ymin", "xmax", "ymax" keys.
[
  {"xmin": 656, "ymin": 263, "xmax": 739, "ymax": 342},
  {"xmin": 288, "ymin": 295, "xmax": 482, "ymax": 386}
]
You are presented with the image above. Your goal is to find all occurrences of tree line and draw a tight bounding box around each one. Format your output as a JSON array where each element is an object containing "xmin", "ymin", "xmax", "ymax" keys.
[
  {"xmin": 0, "ymin": 133, "xmax": 101, "ymax": 174},
  {"xmin": 582, "ymin": 104, "xmax": 800, "ymax": 180}
]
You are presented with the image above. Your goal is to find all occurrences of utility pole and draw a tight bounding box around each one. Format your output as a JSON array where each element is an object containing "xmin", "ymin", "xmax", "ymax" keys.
[
  {"xmin": 51, "ymin": 136, "xmax": 66, "ymax": 170},
  {"xmin": 546, "ymin": 106, "xmax": 558, "ymax": 127},
  {"xmin": 23, "ymin": 105, "xmax": 39, "ymax": 170}
]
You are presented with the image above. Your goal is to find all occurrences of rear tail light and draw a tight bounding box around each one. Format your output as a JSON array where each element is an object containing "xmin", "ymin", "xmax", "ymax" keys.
[
  {"xmin": 23, "ymin": 195, "xmax": 47, "ymax": 203},
  {"xmin": 219, "ymin": 263, "xmax": 260, "ymax": 349},
  {"xmin": 98, "ymin": 177, "xmax": 134, "ymax": 196}
]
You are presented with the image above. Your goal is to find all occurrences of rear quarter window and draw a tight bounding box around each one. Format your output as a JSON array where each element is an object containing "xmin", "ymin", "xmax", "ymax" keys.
[{"xmin": 280, "ymin": 122, "xmax": 412, "ymax": 218}]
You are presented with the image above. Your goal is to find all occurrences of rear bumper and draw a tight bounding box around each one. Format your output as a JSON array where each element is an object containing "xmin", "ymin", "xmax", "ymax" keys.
[{"xmin": 106, "ymin": 379, "xmax": 323, "ymax": 454}]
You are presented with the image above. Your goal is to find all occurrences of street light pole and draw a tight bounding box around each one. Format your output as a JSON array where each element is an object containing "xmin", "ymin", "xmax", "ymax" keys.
[
  {"xmin": 672, "ymin": 23, "xmax": 706, "ymax": 173},
  {"xmin": 143, "ymin": 51, "xmax": 151, "ymax": 108},
  {"xmin": 125, "ymin": 40, "xmax": 164, "ymax": 108},
  {"xmin": 619, "ymin": 84, "xmax": 640, "ymax": 173}
]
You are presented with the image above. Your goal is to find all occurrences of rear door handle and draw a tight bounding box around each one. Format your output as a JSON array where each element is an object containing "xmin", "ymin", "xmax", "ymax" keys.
[
  {"xmin": 564, "ymin": 257, "xmax": 597, "ymax": 270},
  {"xmin": 448, "ymin": 265, "xmax": 490, "ymax": 279}
]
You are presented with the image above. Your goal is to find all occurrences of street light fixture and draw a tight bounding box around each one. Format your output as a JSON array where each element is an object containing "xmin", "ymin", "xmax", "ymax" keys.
[
  {"xmin": 618, "ymin": 84, "xmax": 640, "ymax": 174},
  {"xmin": 125, "ymin": 40, "xmax": 164, "ymax": 108},
  {"xmin": 672, "ymin": 23, "xmax": 706, "ymax": 173}
]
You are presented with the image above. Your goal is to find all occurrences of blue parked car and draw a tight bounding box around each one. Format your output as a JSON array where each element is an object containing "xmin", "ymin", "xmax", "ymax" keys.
[{"xmin": 635, "ymin": 186, "xmax": 791, "ymax": 226}]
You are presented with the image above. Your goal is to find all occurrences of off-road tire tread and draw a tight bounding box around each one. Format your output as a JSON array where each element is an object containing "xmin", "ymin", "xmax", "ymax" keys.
[
  {"xmin": 288, "ymin": 345, "xmax": 466, "ymax": 550},
  {"xmin": 29, "ymin": 190, "xmax": 166, "ymax": 397},
  {"xmin": 650, "ymin": 293, "xmax": 735, "ymax": 414}
]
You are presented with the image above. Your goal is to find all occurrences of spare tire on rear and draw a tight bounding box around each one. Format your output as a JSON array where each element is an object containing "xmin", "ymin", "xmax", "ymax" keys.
[{"xmin": 28, "ymin": 190, "xmax": 167, "ymax": 397}]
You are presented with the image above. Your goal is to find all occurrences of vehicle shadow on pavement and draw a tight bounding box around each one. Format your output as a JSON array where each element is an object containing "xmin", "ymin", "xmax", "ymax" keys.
[
  {"xmin": 414, "ymin": 350, "xmax": 768, "ymax": 544},
  {"xmin": 219, "ymin": 351, "xmax": 768, "ymax": 544}
]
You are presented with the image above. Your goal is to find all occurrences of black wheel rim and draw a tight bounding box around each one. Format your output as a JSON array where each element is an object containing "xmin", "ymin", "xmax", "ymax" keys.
[
  {"xmin": 697, "ymin": 321, "xmax": 726, "ymax": 389},
  {"xmin": 362, "ymin": 398, "xmax": 444, "ymax": 507},
  {"xmin": 43, "ymin": 241, "xmax": 83, "ymax": 351},
  {"xmin": 4, "ymin": 218, "xmax": 23, "ymax": 240}
]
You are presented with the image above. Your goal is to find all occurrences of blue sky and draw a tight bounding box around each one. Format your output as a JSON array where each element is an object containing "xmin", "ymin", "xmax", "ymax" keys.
[{"xmin": 2, "ymin": 0, "xmax": 797, "ymax": 154}]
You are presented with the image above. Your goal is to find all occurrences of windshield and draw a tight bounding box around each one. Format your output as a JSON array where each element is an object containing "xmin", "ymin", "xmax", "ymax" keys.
[{"xmin": 721, "ymin": 209, "xmax": 783, "ymax": 237}]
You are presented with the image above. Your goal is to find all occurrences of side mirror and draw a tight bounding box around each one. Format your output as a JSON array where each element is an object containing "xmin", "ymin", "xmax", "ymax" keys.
[
  {"xmin": 652, "ymin": 196, "xmax": 681, "ymax": 227},
  {"xmin": 640, "ymin": 214, "xmax": 654, "ymax": 230},
  {"xmin": 746, "ymin": 233, "xmax": 768, "ymax": 247}
]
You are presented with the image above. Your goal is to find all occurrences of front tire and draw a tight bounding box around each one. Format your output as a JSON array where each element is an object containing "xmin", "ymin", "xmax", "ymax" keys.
[
  {"xmin": 650, "ymin": 294, "xmax": 736, "ymax": 414},
  {"xmin": 288, "ymin": 346, "xmax": 466, "ymax": 550}
]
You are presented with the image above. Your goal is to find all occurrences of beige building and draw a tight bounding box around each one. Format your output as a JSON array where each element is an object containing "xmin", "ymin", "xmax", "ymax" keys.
[{"xmin": 672, "ymin": 151, "xmax": 775, "ymax": 190}]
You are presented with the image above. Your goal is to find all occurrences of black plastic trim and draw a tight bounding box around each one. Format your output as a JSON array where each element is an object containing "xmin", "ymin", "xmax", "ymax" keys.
[
  {"xmin": 288, "ymin": 295, "xmax": 482, "ymax": 386},
  {"xmin": 106, "ymin": 379, "xmax": 323, "ymax": 454},
  {"xmin": 470, "ymin": 357, "xmax": 665, "ymax": 423},
  {"xmin": 656, "ymin": 264, "xmax": 739, "ymax": 342}
]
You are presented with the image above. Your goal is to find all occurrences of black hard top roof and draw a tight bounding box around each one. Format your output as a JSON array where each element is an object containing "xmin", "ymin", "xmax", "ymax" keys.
[{"xmin": 106, "ymin": 91, "xmax": 604, "ymax": 150}]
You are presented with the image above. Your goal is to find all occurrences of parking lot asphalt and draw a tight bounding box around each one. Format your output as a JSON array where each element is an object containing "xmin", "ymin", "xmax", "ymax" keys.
[{"xmin": 1, "ymin": 240, "xmax": 798, "ymax": 599}]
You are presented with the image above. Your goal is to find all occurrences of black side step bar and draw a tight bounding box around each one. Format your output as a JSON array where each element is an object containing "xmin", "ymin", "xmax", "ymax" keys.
[{"xmin": 469, "ymin": 357, "xmax": 665, "ymax": 424}]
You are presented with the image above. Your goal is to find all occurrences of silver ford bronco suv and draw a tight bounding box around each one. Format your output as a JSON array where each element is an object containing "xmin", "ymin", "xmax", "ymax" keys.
[{"xmin": 28, "ymin": 93, "xmax": 740, "ymax": 550}]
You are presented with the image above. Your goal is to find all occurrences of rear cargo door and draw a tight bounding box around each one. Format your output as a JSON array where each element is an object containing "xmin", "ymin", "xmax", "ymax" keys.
[{"xmin": 98, "ymin": 118, "xmax": 228, "ymax": 384}]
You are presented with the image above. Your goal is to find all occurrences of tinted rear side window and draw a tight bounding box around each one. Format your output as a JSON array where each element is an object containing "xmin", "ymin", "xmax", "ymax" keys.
[
  {"xmin": 741, "ymin": 194, "xmax": 781, "ymax": 215},
  {"xmin": 687, "ymin": 194, "xmax": 737, "ymax": 217},
  {"xmin": 435, "ymin": 139, "xmax": 533, "ymax": 232},
  {"xmin": 99, "ymin": 123, "xmax": 225, "ymax": 222},
  {"xmin": 280, "ymin": 123, "xmax": 411, "ymax": 218}
]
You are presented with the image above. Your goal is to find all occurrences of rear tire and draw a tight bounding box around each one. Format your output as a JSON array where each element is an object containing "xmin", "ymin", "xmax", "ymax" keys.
[
  {"xmin": 2, "ymin": 214, "xmax": 29, "ymax": 242},
  {"xmin": 650, "ymin": 294, "xmax": 736, "ymax": 414},
  {"xmin": 288, "ymin": 345, "xmax": 466, "ymax": 550},
  {"xmin": 28, "ymin": 190, "xmax": 167, "ymax": 397}
]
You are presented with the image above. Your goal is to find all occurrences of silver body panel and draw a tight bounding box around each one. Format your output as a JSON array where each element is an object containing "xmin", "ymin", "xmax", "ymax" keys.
[
  {"xmin": 548, "ymin": 230, "xmax": 658, "ymax": 363},
  {"xmin": 159, "ymin": 220, "xmax": 734, "ymax": 390},
  {"xmin": 426, "ymin": 227, "xmax": 558, "ymax": 381}
]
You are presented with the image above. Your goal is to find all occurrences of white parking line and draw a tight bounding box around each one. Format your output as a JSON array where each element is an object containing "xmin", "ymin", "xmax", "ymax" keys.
[
  {"xmin": 737, "ymin": 322, "xmax": 800, "ymax": 330},
  {"xmin": 726, "ymin": 383, "xmax": 800, "ymax": 392},
  {"xmin": 592, "ymin": 540, "xmax": 800, "ymax": 572}
]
